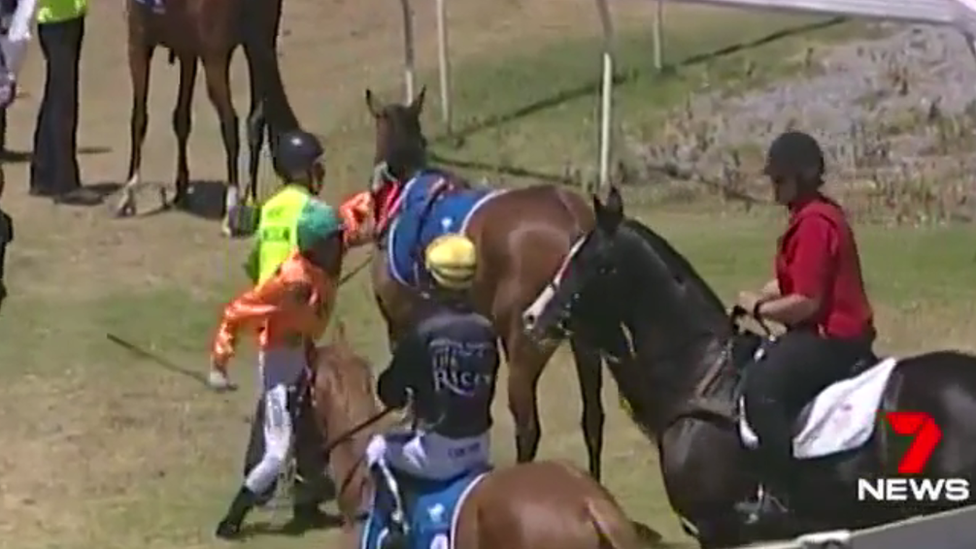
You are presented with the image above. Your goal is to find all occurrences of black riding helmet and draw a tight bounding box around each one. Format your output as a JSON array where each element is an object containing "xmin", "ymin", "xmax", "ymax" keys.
[
  {"xmin": 764, "ymin": 130, "xmax": 825, "ymax": 185},
  {"xmin": 273, "ymin": 129, "xmax": 324, "ymax": 180}
]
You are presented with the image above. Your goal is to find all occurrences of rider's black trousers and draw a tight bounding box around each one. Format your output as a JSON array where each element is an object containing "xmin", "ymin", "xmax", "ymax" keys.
[
  {"xmin": 31, "ymin": 15, "xmax": 84, "ymax": 196},
  {"xmin": 744, "ymin": 329, "xmax": 871, "ymax": 480},
  {"xmin": 243, "ymin": 388, "xmax": 328, "ymax": 505}
]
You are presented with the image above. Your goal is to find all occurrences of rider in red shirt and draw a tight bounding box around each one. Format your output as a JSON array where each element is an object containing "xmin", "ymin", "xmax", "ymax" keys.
[{"xmin": 735, "ymin": 130, "xmax": 876, "ymax": 525}]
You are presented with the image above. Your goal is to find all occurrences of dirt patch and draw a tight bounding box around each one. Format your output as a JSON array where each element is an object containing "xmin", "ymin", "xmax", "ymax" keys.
[
  {"xmin": 0, "ymin": 1, "xmax": 727, "ymax": 547},
  {"xmin": 630, "ymin": 23, "xmax": 976, "ymax": 223}
]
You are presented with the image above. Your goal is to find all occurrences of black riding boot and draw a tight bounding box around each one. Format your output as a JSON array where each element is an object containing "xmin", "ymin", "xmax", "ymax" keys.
[
  {"xmin": 215, "ymin": 486, "xmax": 258, "ymax": 539},
  {"xmin": 371, "ymin": 464, "xmax": 408, "ymax": 549},
  {"xmin": 285, "ymin": 476, "xmax": 330, "ymax": 532},
  {"xmin": 737, "ymin": 398, "xmax": 794, "ymax": 527}
]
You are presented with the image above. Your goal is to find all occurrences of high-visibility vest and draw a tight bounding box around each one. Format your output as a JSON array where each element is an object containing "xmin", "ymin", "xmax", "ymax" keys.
[
  {"xmin": 36, "ymin": 0, "xmax": 87, "ymax": 24},
  {"xmin": 255, "ymin": 185, "xmax": 312, "ymax": 283}
]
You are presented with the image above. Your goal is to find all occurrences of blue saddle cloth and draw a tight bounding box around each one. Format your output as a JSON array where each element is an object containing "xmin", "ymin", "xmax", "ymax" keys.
[
  {"xmin": 386, "ymin": 170, "xmax": 494, "ymax": 287},
  {"xmin": 360, "ymin": 468, "xmax": 490, "ymax": 549},
  {"xmin": 132, "ymin": 0, "xmax": 165, "ymax": 13}
]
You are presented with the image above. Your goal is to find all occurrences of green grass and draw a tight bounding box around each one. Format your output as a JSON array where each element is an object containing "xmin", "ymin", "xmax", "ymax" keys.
[
  {"xmin": 4, "ymin": 208, "xmax": 976, "ymax": 549},
  {"xmin": 0, "ymin": 9, "xmax": 955, "ymax": 549},
  {"xmin": 322, "ymin": 11, "xmax": 872, "ymax": 195}
]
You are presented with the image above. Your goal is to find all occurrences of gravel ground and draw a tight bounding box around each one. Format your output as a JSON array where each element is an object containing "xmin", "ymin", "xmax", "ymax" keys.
[{"xmin": 629, "ymin": 23, "xmax": 976, "ymax": 221}]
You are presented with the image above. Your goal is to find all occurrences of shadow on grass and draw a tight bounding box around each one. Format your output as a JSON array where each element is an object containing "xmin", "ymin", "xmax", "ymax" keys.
[
  {"xmin": 0, "ymin": 145, "xmax": 112, "ymax": 165},
  {"xmin": 429, "ymin": 17, "xmax": 847, "ymax": 147},
  {"xmin": 86, "ymin": 179, "xmax": 229, "ymax": 220},
  {"xmin": 430, "ymin": 151, "xmax": 574, "ymax": 185},
  {"xmin": 51, "ymin": 182, "xmax": 123, "ymax": 206},
  {"xmin": 234, "ymin": 512, "xmax": 345, "ymax": 540}
]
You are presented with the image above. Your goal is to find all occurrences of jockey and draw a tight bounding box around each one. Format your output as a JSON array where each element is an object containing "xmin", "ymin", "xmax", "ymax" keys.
[
  {"xmin": 210, "ymin": 199, "xmax": 345, "ymax": 540},
  {"xmin": 240, "ymin": 129, "xmax": 341, "ymax": 517},
  {"xmin": 244, "ymin": 129, "xmax": 327, "ymax": 284},
  {"xmin": 735, "ymin": 130, "xmax": 876, "ymax": 525},
  {"xmin": 365, "ymin": 233, "xmax": 500, "ymax": 549}
]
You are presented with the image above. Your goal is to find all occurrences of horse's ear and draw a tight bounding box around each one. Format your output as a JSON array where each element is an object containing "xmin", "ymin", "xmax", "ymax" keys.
[
  {"xmin": 365, "ymin": 89, "xmax": 381, "ymax": 118},
  {"xmin": 594, "ymin": 186, "xmax": 624, "ymax": 232},
  {"xmin": 591, "ymin": 192, "xmax": 604, "ymax": 216},
  {"xmin": 408, "ymin": 86, "xmax": 427, "ymax": 117},
  {"xmin": 605, "ymin": 185, "xmax": 624, "ymax": 221}
]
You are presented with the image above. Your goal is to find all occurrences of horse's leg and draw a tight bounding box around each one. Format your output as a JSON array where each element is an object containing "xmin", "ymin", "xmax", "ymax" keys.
[
  {"xmin": 502, "ymin": 326, "xmax": 551, "ymax": 464},
  {"xmin": 696, "ymin": 515, "xmax": 749, "ymax": 549},
  {"xmin": 171, "ymin": 55, "xmax": 198, "ymax": 209},
  {"xmin": 569, "ymin": 335, "xmax": 604, "ymax": 481},
  {"xmin": 241, "ymin": 0, "xmax": 287, "ymax": 203},
  {"xmin": 201, "ymin": 51, "xmax": 240, "ymax": 236},
  {"xmin": 242, "ymin": 42, "xmax": 266, "ymax": 204},
  {"xmin": 117, "ymin": 41, "xmax": 154, "ymax": 217}
]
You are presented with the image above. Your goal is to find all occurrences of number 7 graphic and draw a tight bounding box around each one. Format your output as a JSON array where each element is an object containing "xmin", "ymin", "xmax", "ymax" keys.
[{"xmin": 885, "ymin": 411, "xmax": 942, "ymax": 475}]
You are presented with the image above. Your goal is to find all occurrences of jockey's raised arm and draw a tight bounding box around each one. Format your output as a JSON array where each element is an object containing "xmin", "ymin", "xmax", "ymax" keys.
[{"xmin": 339, "ymin": 190, "xmax": 374, "ymax": 248}]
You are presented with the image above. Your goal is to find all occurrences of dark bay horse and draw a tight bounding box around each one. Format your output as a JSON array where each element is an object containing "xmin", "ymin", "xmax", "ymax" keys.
[
  {"xmin": 524, "ymin": 187, "xmax": 976, "ymax": 547},
  {"xmin": 360, "ymin": 88, "xmax": 633, "ymax": 480},
  {"xmin": 311, "ymin": 323, "xmax": 651, "ymax": 549},
  {"xmin": 119, "ymin": 0, "xmax": 300, "ymax": 235}
]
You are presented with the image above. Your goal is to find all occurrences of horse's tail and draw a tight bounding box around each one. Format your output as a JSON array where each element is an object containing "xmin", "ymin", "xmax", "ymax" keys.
[{"xmin": 585, "ymin": 496, "xmax": 642, "ymax": 549}]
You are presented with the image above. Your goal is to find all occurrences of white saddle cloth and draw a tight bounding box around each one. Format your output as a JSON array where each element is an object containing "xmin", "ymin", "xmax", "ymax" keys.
[{"xmin": 739, "ymin": 357, "xmax": 898, "ymax": 459}]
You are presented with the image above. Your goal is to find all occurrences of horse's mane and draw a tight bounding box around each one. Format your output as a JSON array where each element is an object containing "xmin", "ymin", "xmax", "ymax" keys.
[
  {"xmin": 316, "ymin": 327, "xmax": 380, "ymax": 424},
  {"xmin": 621, "ymin": 219, "xmax": 727, "ymax": 317}
]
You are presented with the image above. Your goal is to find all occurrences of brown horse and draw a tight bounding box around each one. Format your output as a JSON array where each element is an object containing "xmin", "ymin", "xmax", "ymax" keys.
[
  {"xmin": 312, "ymin": 323, "xmax": 651, "ymax": 549},
  {"xmin": 118, "ymin": 0, "xmax": 299, "ymax": 235},
  {"xmin": 361, "ymin": 88, "xmax": 634, "ymax": 481}
]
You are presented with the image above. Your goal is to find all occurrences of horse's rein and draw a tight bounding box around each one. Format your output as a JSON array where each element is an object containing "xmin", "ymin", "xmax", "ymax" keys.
[
  {"xmin": 338, "ymin": 254, "xmax": 371, "ymax": 286},
  {"xmin": 321, "ymin": 406, "xmax": 397, "ymax": 458},
  {"xmin": 320, "ymin": 406, "xmax": 397, "ymax": 524}
]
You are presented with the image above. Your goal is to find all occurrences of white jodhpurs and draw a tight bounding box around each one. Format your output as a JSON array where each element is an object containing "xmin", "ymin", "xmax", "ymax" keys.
[
  {"xmin": 243, "ymin": 346, "xmax": 307, "ymax": 495},
  {"xmin": 365, "ymin": 430, "xmax": 490, "ymax": 481}
]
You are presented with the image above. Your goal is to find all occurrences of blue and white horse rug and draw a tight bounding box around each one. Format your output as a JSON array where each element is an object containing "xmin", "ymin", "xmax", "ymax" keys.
[
  {"xmin": 384, "ymin": 170, "xmax": 504, "ymax": 288},
  {"xmin": 360, "ymin": 468, "xmax": 489, "ymax": 549}
]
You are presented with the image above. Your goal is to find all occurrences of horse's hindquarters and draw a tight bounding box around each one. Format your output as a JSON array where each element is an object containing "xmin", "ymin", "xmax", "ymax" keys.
[{"xmin": 456, "ymin": 462, "xmax": 646, "ymax": 549}]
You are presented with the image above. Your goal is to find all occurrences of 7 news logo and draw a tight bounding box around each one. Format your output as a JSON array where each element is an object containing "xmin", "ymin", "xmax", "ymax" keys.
[{"xmin": 856, "ymin": 411, "xmax": 971, "ymax": 503}]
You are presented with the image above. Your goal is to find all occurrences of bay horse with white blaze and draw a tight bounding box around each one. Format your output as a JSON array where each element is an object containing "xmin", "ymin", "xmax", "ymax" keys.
[
  {"xmin": 360, "ymin": 87, "xmax": 633, "ymax": 480},
  {"xmin": 525, "ymin": 187, "xmax": 976, "ymax": 548},
  {"xmin": 311, "ymin": 324, "xmax": 649, "ymax": 549},
  {"xmin": 120, "ymin": 0, "xmax": 299, "ymax": 235}
]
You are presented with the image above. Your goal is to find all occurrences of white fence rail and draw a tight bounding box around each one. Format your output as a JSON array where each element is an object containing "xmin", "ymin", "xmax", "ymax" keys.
[
  {"xmin": 393, "ymin": 0, "xmax": 976, "ymax": 194},
  {"xmin": 741, "ymin": 505, "xmax": 976, "ymax": 549}
]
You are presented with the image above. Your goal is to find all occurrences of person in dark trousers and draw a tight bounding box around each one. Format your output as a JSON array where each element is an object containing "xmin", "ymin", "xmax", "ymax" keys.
[
  {"xmin": 734, "ymin": 130, "xmax": 876, "ymax": 526},
  {"xmin": 30, "ymin": 0, "xmax": 86, "ymax": 197}
]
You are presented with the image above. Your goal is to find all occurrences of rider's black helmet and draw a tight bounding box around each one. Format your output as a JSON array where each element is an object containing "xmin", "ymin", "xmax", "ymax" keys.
[
  {"xmin": 764, "ymin": 130, "xmax": 825, "ymax": 185},
  {"xmin": 273, "ymin": 129, "xmax": 324, "ymax": 179}
]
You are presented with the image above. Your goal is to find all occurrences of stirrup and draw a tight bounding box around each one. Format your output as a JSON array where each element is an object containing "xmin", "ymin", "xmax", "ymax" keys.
[
  {"xmin": 737, "ymin": 484, "xmax": 789, "ymax": 525},
  {"xmin": 375, "ymin": 461, "xmax": 408, "ymax": 530}
]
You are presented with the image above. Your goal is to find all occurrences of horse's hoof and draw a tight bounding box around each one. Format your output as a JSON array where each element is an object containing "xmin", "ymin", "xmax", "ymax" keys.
[{"xmin": 114, "ymin": 199, "xmax": 136, "ymax": 218}]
